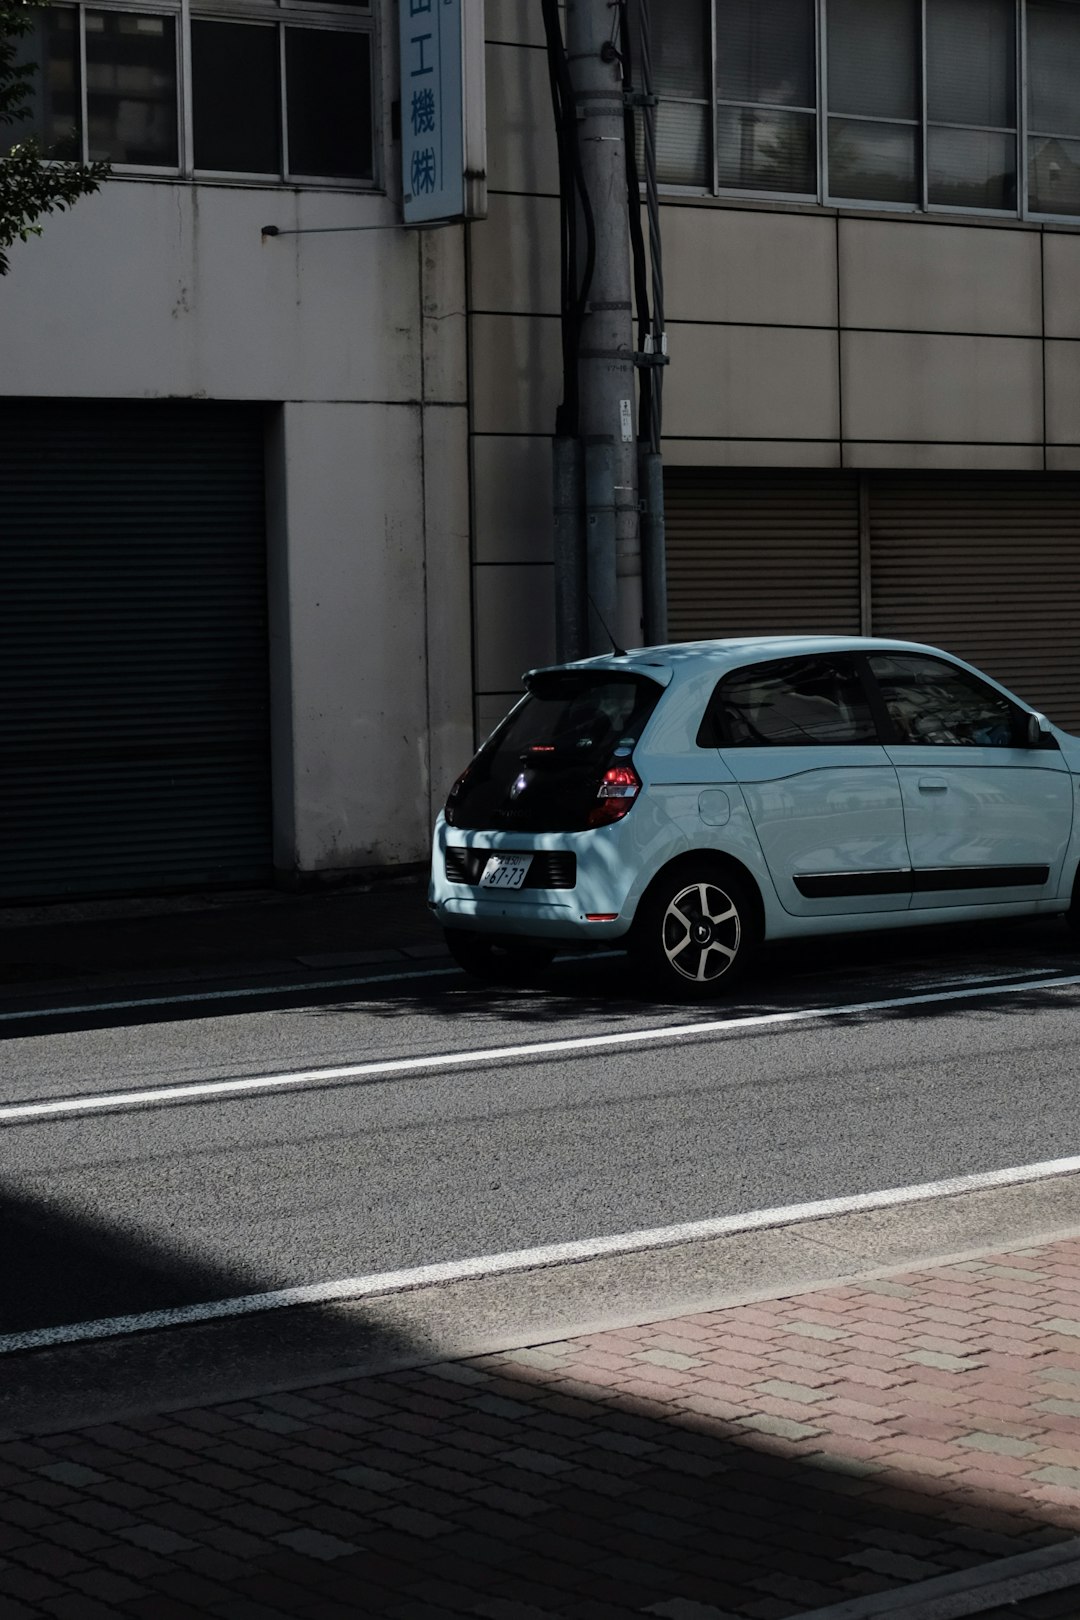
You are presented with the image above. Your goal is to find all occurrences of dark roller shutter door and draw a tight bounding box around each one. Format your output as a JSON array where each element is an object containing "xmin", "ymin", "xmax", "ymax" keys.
[
  {"xmin": 665, "ymin": 470, "xmax": 862, "ymax": 641},
  {"xmin": 870, "ymin": 475, "xmax": 1080, "ymax": 733},
  {"xmin": 0, "ymin": 400, "xmax": 272, "ymax": 900}
]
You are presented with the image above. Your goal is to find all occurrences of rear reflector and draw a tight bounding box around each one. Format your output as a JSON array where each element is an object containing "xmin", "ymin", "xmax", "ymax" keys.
[{"xmin": 585, "ymin": 913, "xmax": 619, "ymax": 922}]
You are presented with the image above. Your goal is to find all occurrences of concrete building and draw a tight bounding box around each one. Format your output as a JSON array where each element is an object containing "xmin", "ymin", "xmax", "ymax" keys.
[{"xmin": 4, "ymin": 0, "xmax": 1080, "ymax": 900}]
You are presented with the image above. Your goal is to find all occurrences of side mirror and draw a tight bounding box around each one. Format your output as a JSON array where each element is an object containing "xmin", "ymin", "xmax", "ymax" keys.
[{"xmin": 1026, "ymin": 712, "xmax": 1053, "ymax": 748}]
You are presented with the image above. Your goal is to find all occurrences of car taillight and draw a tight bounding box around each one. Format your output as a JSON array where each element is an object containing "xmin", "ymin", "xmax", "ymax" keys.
[
  {"xmin": 444, "ymin": 766, "xmax": 471, "ymax": 827},
  {"xmin": 587, "ymin": 763, "xmax": 642, "ymax": 827}
]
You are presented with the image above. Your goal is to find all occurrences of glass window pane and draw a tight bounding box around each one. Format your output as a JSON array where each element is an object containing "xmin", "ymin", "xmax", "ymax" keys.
[
  {"xmin": 717, "ymin": 107, "xmax": 816, "ymax": 193},
  {"xmin": 868, "ymin": 654, "xmax": 1015, "ymax": 746},
  {"xmin": 285, "ymin": 28, "xmax": 372, "ymax": 179},
  {"xmin": 192, "ymin": 21, "xmax": 279, "ymax": 174},
  {"xmin": 929, "ymin": 127, "xmax": 1016, "ymax": 207},
  {"xmin": 86, "ymin": 11, "xmax": 177, "ymax": 166},
  {"xmin": 828, "ymin": 117, "xmax": 918, "ymax": 201},
  {"xmin": 450, "ymin": 674, "xmax": 662, "ymax": 833},
  {"xmin": 719, "ymin": 657, "xmax": 877, "ymax": 747},
  {"xmin": 1029, "ymin": 133, "xmax": 1080, "ymax": 212},
  {"xmin": 647, "ymin": 0, "xmax": 709, "ymax": 100},
  {"xmin": 717, "ymin": 0, "xmax": 815, "ymax": 107},
  {"xmin": 5, "ymin": 5, "xmax": 81, "ymax": 159},
  {"xmin": 1028, "ymin": 1, "xmax": 1080, "ymax": 135},
  {"xmin": 828, "ymin": 0, "xmax": 918, "ymax": 119},
  {"xmin": 646, "ymin": 100, "xmax": 709, "ymax": 186},
  {"xmin": 928, "ymin": 0, "xmax": 1015, "ymax": 127}
]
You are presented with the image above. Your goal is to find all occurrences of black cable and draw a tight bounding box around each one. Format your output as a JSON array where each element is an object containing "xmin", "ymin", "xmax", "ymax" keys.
[
  {"xmin": 563, "ymin": 38, "xmax": 597, "ymax": 353},
  {"xmin": 637, "ymin": 0, "xmax": 666, "ymax": 453},
  {"xmin": 541, "ymin": 0, "xmax": 577, "ymax": 436},
  {"xmin": 619, "ymin": 0, "xmax": 654, "ymax": 447},
  {"xmin": 541, "ymin": 0, "xmax": 598, "ymax": 440}
]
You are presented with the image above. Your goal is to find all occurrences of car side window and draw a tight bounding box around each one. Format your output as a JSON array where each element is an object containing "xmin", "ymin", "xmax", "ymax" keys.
[
  {"xmin": 704, "ymin": 655, "xmax": 878, "ymax": 747},
  {"xmin": 867, "ymin": 653, "xmax": 1015, "ymax": 747}
]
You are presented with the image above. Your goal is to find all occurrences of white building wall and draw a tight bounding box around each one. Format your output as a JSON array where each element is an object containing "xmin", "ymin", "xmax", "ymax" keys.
[{"xmin": 1, "ymin": 164, "xmax": 474, "ymax": 876}]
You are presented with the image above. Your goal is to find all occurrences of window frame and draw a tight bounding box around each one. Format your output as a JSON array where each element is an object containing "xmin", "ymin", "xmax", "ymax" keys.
[
  {"xmin": 30, "ymin": 0, "xmax": 378, "ymax": 190},
  {"xmin": 698, "ymin": 653, "xmax": 885, "ymax": 749},
  {"xmin": 653, "ymin": 0, "xmax": 1080, "ymax": 225}
]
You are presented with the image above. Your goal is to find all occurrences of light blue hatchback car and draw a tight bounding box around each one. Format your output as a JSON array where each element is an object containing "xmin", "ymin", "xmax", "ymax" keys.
[{"xmin": 429, "ymin": 638, "xmax": 1080, "ymax": 995}]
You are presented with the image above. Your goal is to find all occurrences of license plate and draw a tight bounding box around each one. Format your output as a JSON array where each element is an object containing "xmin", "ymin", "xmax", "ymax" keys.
[{"xmin": 480, "ymin": 854, "xmax": 532, "ymax": 891}]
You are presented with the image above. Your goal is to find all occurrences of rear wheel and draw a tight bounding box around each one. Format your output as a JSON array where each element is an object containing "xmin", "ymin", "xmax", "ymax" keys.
[
  {"xmin": 444, "ymin": 929, "xmax": 556, "ymax": 985},
  {"xmin": 631, "ymin": 865, "xmax": 758, "ymax": 999},
  {"xmin": 1067, "ymin": 867, "xmax": 1080, "ymax": 936}
]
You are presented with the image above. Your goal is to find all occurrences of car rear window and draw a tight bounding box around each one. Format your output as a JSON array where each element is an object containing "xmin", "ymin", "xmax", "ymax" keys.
[{"xmin": 449, "ymin": 672, "xmax": 662, "ymax": 832}]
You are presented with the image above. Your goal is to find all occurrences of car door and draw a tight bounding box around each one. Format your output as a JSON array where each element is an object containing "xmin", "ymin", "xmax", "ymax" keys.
[
  {"xmin": 707, "ymin": 652, "xmax": 911, "ymax": 917},
  {"xmin": 865, "ymin": 651, "xmax": 1074, "ymax": 908}
]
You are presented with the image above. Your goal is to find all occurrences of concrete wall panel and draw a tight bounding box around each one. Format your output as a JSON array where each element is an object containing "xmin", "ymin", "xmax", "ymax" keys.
[
  {"xmin": 662, "ymin": 205, "xmax": 838, "ymax": 328},
  {"xmin": 663, "ymin": 439, "xmax": 841, "ymax": 468},
  {"xmin": 422, "ymin": 404, "xmax": 475, "ymax": 820},
  {"xmin": 1, "ymin": 182, "xmax": 420, "ymax": 404},
  {"xmin": 1043, "ymin": 234, "xmax": 1080, "ymax": 340},
  {"xmin": 470, "ymin": 192, "xmax": 561, "ymax": 315},
  {"xmin": 839, "ymin": 219, "xmax": 1041, "ymax": 336},
  {"xmin": 665, "ymin": 324, "xmax": 840, "ymax": 441},
  {"xmin": 474, "ymin": 564, "xmax": 556, "ymax": 691},
  {"xmin": 486, "ymin": 41, "xmax": 559, "ymax": 196},
  {"xmin": 843, "ymin": 441, "xmax": 1044, "ymax": 470},
  {"xmin": 470, "ymin": 313, "xmax": 562, "ymax": 434},
  {"xmin": 486, "ymin": 0, "xmax": 549, "ymax": 47},
  {"xmin": 421, "ymin": 224, "xmax": 468, "ymax": 405},
  {"xmin": 280, "ymin": 401, "xmax": 431, "ymax": 871},
  {"xmin": 1046, "ymin": 341, "xmax": 1080, "ymax": 443},
  {"xmin": 473, "ymin": 436, "xmax": 554, "ymax": 563},
  {"xmin": 841, "ymin": 332, "xmax": 1043, "ymax": 443}
]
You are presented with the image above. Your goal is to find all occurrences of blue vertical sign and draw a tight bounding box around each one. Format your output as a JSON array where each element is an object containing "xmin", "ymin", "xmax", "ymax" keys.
[{"xmin": 400, "ymin": 0, "xmax": 486, "ymax": 224}]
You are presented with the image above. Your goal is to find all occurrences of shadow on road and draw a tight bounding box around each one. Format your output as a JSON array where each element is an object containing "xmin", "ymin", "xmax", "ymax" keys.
[{"xmin": 2, "ymin": 914, "xmax": 1075, "ymax": 1042}]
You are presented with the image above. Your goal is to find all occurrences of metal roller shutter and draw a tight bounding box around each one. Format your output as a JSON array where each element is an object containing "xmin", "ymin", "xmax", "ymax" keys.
[
  {"xmin": 870, "ymin": 475, "xmax": 1080, "ymax": 733},
  {"xmin": 665, "ymin": 469, "xmax": 862, "ymax": 641},
  {"xmin": 0, "ymin": 399, "xmax": 272, "ymax": 900}
]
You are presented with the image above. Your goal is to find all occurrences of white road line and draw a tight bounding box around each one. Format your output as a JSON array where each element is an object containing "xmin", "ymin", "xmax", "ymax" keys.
[
  {"xmin": 2, "ymin": 971, "xmax": 1077, "ymax": 1126},
  {"xmin": 5, "ymin": 1151, "xmax": 1080, "ymax": 1356}
]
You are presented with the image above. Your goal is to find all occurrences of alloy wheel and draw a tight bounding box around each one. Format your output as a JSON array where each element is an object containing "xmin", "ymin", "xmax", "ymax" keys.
[{"xmin": 661, "ymin": 880, "xmax": 742, "ymax": 983}]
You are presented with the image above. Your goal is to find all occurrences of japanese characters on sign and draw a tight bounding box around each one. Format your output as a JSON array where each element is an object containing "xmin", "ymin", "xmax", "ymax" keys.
[{"xmin": 400, "ymin": 0, "xmax": 486, "ymax": 224}]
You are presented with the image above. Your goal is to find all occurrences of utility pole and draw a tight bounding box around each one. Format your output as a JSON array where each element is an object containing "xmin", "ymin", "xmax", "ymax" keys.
[{"xmin": 563, "ymin": 0, "xmax": 643, "ymax": 653}]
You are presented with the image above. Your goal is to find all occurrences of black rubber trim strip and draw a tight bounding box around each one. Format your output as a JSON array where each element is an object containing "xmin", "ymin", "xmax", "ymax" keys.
[
  {"xmin": 795, "ymin": 865, "xmax": 1051, "ymax": 899},
  {"xmin": 795, "ymin": 871, "xmax": 911, "ymax": 898},
  {"xmin": 913, "ymin": 865, "xmax": 1050, "ymax": 892}
]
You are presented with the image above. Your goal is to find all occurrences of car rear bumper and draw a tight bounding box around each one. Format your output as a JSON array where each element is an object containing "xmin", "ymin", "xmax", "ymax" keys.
[{"xmin": 428, "ymin": 815, "xmax": 635, "ymax": 941}]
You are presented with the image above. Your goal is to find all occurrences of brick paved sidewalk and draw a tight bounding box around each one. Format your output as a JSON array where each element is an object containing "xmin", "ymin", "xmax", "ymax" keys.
[{"xmin": 5, "ymin": 1239, "xmax": 1080, "ymax": 1620}]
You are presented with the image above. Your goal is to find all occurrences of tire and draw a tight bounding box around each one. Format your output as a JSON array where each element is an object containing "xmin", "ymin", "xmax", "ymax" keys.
[
  {"xmin": 1066, "ymin": 867, "xmax": 1080, "ymax": 935},
  {"xmin": 444, "ymin": 928, "xmax": 556, "ymax": 985},
  {"xmin": 630, "ymin": 863, "xmax": 758, "ymax": 999}
]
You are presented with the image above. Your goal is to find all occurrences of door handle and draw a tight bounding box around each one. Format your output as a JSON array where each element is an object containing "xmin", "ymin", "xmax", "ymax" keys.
[{"xmin": 918, "ymin": 777, "xmax": 948, "ymax": 792}]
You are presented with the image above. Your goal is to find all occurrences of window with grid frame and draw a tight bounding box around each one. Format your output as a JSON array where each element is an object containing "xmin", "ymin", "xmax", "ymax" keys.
[
  {"xmin": 646, "ymin": 0, "xmax": 1080, "ymax": 218},
  {"xmin": 7, "ymin": 0, "xmax": 375, "ymax": 185}
]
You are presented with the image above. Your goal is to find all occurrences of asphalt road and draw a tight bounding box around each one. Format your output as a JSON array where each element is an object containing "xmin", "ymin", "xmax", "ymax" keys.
[{"xmin": 3, "ymin": 918, "xmax": 1079, "ymax": 1342}]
